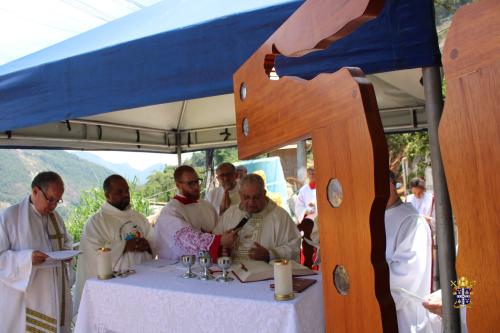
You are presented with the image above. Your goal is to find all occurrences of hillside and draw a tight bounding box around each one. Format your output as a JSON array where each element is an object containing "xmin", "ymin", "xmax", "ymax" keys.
[
  {"xmin": 0, "ymin": 149, "xmax": 113, "ymax": 215},
  {"xmin": 69, "ymin": 151, "xmax": 164, "ymax": 184}
]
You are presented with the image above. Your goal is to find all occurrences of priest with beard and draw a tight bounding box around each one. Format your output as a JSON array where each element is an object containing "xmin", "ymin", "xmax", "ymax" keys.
[
  {"xmin": 0, "ymin": 171, "xmax": 73, "ymax": 333},
  {"xmin": 75, "ymin": 175, "xmax": 154, "ymax": 311}
]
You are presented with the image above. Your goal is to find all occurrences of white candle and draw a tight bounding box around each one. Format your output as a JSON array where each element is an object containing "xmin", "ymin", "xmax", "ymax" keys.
[
  {"xmin": 96, "ymin": 247, "xmax": 113, "ymax": 279},
  {"xmin": 272, "ymin": 259, "xmax": 294, "ymax": 300}
]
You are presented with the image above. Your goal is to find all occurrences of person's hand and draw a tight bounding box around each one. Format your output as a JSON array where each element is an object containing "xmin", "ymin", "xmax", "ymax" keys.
[
  {"xmin": 249, "ymin": 242, "xmax": 270, "ymax": 262},
  {"xmin": 423, "ymin": 290, "xmax": 442, "ymax": 317},
  {"xmin": 32, "ymin": 250, "xmax": 48, "ymax": 265},
  {"xmin": 221, "ymin": 230, "xmax": 238, "ymax": 249},
  {"xmin": 306, "ymin": 202, "xmax": 316, "ymax": 214},
  {"xmin": 124, "ymin": 238, "xmax": 151, "ymax": 253}
]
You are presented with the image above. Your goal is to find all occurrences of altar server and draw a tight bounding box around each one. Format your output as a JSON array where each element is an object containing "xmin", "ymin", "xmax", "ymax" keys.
[
  {"xmin": 75, "ymin": 175, "xmax": 154, "ymax": 310},
  {"xmin": 214, "ymin": 174, "xmax": 300, "ymax": 262},
  {"xmin": 0, "ymin": 171, "xmax": 73, "ymax": 333},
  {"xmin": 155, "ymin": 166, "xmax": 237, "ymax": 260},
  {"xmin": 295, "ymin": 166, "xmax": 317, "ymax": 267}
]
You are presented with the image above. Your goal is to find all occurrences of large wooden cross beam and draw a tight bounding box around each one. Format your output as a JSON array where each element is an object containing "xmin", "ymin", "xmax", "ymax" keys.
[{"xmin": 233, "ymin": 0, "xmax": 397, "ymax": 331}]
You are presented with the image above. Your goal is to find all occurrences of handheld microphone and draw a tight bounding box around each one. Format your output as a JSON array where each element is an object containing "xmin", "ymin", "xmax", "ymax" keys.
[{"xmin": 232, "ymin": 214, "xmax": 252, "ymax": 231}]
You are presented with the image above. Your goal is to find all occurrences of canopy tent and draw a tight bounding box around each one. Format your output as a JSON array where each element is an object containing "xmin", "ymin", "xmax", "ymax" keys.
[{"xmin": 0, "ymin": 0, "xmax": 440, "ymax": 153}]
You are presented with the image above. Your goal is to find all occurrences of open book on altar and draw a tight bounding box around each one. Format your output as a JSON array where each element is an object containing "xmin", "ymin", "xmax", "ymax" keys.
[{"xmin": 230, "ymin": 259, "xmax": 317, "ymax": 283}]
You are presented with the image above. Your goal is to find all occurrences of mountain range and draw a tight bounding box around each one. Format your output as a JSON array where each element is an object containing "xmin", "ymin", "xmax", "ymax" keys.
[
  {"xmin": 0, "ymin": 149, "xmax": 113, "ymax": 214},
  {"xmin": 69, "ymin": 151, "xmax": 164, "ymax": 184}
]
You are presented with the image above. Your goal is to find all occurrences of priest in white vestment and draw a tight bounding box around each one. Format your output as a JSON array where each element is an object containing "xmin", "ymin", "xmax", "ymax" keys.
[
  {"xmin": 155, "ymin": 166, "xmax": 238, "ymax": 260},
  {"xmin": 0, "ymin": 171, "xmax": 73, "ymax": 333},
  {"xmin": 214, "ymin": 174, "xmax": 300, "ymax": 262},
  {"xmin": 75, "ymin": 175, "xmax": 154, "ymax": 310},
  {"xmin": 205, "ymin": 162, "xmax": 240, "ymax": 215},
  {"xmin": 386, "ymin": 172, "xmax": 441, "ymax": 333}
]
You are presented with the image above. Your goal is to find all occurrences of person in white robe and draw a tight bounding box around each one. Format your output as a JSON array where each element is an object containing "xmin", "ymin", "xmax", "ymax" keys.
[
  {"xmin": 406, "ymin": 177, "xmax": 435, "ymax": 234},
  {"xmin": 155, "ymin": 166, "xmax": 237, "ymax": 260},
  {"xmin": 386, "ymin": 172, "xmax": 441, "ymax": 333},
  {"xmin": 205, "ymin": 162, "xmax": 240, "ymax": 215},
  {"xmin": 214, "ymin": 174, "xmax": 300, "ymax": 262},
  {"xmin": 294, "ymin": 167, "xmax": 317, "ymax": 267},
  {"xmin": 0, "ymin": 171, "xmax": 73, "ymax": 333},
  {"xmin": 75, "ymin": 175, "xmax": 154, "ymax": 311},
  {"xmin": 406, "ymin": 177, "xmax": 438, "ymax": 291}
]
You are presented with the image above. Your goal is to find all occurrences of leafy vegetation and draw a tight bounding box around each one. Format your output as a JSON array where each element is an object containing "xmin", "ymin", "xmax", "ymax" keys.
[{"xmin": 386, "ymin": 131, "xmax": 430, "ymax": 180}]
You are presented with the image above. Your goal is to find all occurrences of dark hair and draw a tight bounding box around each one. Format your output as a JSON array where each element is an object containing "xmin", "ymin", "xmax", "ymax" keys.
[
  {"xmin": 103, "ymin": 174, "xmax": 127, "ymax": 193},
  {"xmin": 174, "ymin": 165, "xmax": 197, "ymax": 181},
  {"xmin": 389, "ymin": 171, "xmax": 397, "ymax": 184},
  {"xmin": 239, "ymin": 174, "xmax": 265, "ymax": 192},
  {"xmin": 410, "ymin": 177, "xmax": 425, "ymax": 189},
  {"xmin": 235, "ymin": 165, "xmax": 247, "ymax": 172},
  {"xmin": 216, "ymin": 162, "xmax": 236, "ymax": 174},
  {"xmin": 31, "ymin": 171, "xmax": 64, "ymax": 191}
]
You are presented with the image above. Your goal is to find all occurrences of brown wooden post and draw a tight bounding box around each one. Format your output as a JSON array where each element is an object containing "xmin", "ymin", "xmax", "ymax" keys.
[
  {"xmin": 233, "ymin": 0, "xmax": 398, "ymax": 331},
  {"xmin": 440, "ymin": 0, "xmax": 500, "ymax": 331}
]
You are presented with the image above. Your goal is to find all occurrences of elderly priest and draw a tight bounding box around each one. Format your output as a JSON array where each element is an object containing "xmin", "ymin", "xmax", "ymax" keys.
[
  {"xmin": 155, "ymin": 166, "xmax": 237, "ymax": 260},
  {"xmin": 214, "ymin": 174, "xmax": 300, "ymax": 262},
  {"xmin": 75, "ymin": 175, "xmax": 154, "ymax": 310},
  {"xmin": 0, "ymin": 171, "xmax": 73, "ymax": 333}
]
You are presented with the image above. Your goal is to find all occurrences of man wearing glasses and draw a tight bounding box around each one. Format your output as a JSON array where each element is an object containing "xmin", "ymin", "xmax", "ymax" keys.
[
  {"xmin": 205, "ymin": 162, "xmax": 240, "ymax": 215},
  {"xmin": 0, "ymin": 171, "xmax": 73, "ymax": 333},
  {"xmin": 155, "ymin": 165, "xmax": 237, "ymax": 261}
]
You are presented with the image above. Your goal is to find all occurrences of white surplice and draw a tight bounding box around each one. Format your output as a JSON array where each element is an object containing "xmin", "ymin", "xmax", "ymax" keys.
[
  {"xmin": 74, "ymin": 202, "xmax": 154, "ymax": 310},
  {"xmin": 385, "ymin": 201, "xmax": 441, "ymax": 333},
  {"xmin": 154, "ymin": 197, "xmax": 218, "ymax": 260},
  {"xmin": 205, "ymin": 183, "xmax": 240, "ymax": 214},
  {"xmin": 0, "ymin": 196, "xmax": 73, "ymax": 333},
  {"xmin": 214, "ymin": 200, "xmax": 300, "ymax": 262},
  {"xmin": 295, "ymin": 184, "xmax": 317, "ymax": 222},
  {"xmin": 407, "ymin": 192, "xmax": 435, "ymax": 235}
]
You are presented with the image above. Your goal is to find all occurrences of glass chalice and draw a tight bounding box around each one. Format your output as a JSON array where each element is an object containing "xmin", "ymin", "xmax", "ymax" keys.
[
  {"xmin": 198, "ymin": 255, "xmax": 215, "ymax": 280},
  {"xmin": 181, "ymin": 254, "xmax": 197, "ymax": 278},
  {"xmin": 216, "ymin": 256, "xmax": 233, "ymax": 282}
]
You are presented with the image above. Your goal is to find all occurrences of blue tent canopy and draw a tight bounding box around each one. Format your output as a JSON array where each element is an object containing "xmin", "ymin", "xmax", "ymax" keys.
[{"xmin": 0, "ymin": 0, "xmax": 440, "ymax": 150}]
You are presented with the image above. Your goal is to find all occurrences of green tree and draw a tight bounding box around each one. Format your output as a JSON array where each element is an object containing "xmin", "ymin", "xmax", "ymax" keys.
[{"xmin": 386, "ymin": 131, "xmax": 430, "ymax": 180}]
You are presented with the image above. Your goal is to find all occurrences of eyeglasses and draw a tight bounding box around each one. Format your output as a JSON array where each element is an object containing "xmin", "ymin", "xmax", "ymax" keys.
[
  {"xmin": 178, "ymin": 179, "xmax": 202, "ymax": 187},
  {"xmin": 37, "ymin": 186, "xmax": 63, "ymax": 205}
]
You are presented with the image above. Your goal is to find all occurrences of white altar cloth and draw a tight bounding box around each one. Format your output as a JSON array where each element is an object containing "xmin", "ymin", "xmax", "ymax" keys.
[{"xmin": 74, "ymin": 261, "xmax": 324, "ymax": 333}]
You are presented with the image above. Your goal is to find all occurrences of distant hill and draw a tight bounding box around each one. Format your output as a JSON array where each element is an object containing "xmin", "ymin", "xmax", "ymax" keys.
[
  {"xmin": 70, "ymin": 151, "xmax": 164, "ymax": 184},
  {"xmin": 0, "ymin": 149, "xmax": 113, "ymax": 216}
]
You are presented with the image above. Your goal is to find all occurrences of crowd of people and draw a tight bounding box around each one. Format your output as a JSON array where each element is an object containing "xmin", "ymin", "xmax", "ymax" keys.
[{"xmin": 0, "ymin": 165, "xmax": 445, "ymax": 333}]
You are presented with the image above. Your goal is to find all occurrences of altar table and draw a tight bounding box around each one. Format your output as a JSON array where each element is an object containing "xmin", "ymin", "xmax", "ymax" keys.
[{"xmin": 74, "ymin": 261, "xmax": 324, "ymax": 333}]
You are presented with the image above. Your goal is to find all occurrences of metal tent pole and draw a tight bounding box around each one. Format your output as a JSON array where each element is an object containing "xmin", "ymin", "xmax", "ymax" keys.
[{"xmin": 422, "ymin": 66, "xmax": 461, "ymax": 332}]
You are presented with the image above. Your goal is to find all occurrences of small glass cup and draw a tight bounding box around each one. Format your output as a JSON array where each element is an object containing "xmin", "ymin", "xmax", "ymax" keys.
[
  {"xmin": 181, "ymin": 254, "xmax": 197, "ymax": 278},
  {"xmin": 198, "ymin": 255, "xmax": 214, "ymax": 280},
  {"xmin": 216, "ymin": 256, "xmax": 233, "ymax": 282}
]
